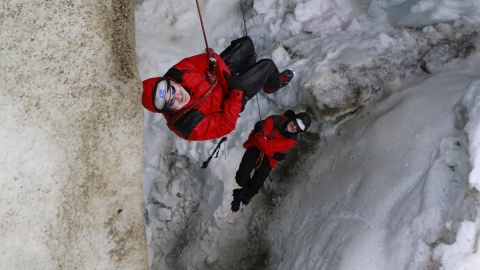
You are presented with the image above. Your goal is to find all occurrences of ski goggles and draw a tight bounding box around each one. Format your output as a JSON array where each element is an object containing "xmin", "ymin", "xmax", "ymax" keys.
[
  {"xmin": 155, "ymin": 80, "xmax": 176, "ymax": 110},
  {"xmin": 293, "ymin": 118, "xmax": 306, "ymax": 132},
  {"xmin": 164, "ymin": 84, "xmax": 176, "ymax": 108}
]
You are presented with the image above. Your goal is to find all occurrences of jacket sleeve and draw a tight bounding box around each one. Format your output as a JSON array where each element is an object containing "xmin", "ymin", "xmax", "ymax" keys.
[
  {"xmin": 253, "ymin": 133, "xmax": 296, "ymax": 155},
  {"xmin": 165, "ymin": 53, "xmax": 230, "ymax": 92},
  {"xmin": 187, "ymin": 89, "xmax": 244, "ymax": 140},
  {"xmin": 251, "ymin": 118, "xmax": 296, "ymax": 155},
  {"xmin": 165, "ymin": 54, "xmax": 209, "ymax": 86}
]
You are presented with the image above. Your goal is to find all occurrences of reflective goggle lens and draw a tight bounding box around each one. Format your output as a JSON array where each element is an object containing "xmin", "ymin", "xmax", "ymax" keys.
[
  {"xmin": 294, "ymin": 119, "xmax": 305, "ymax": 132},
  {"xmin": 167, "ymin": 86, "xmax": 176, "ymax": 107}
]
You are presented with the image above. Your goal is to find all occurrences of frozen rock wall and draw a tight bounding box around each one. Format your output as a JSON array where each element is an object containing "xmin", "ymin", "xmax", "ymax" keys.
[{"xmin": 0, "ymin": 0, "xmax": 147, "ymax": 269}]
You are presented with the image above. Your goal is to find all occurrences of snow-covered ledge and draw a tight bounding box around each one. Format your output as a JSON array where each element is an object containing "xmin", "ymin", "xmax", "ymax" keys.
[{"xmin": 0, "ymin": 0, "xmax": 147, "ymax": 268}]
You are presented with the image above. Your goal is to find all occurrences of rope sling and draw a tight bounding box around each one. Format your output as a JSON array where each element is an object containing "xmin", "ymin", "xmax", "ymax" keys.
[
  {"xmin": 195, "ymin": 0, "xmax": 227, "ymax": 168},
  {"xmin": 240, "ymin": 0, "xmax": 267, "ymax": 171},
  {"xmin": 168, "ymin": 0, "xmax": 218, "ymax": 129},
  {"xmin": 200, "ymin": 0, "xmax": 267, "ymax": 169}
]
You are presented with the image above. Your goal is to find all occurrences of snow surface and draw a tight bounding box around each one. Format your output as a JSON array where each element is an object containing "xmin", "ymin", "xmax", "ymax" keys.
[{"xmin": 135, "ymin": 0, "xmax": 480, "ymax": 269}]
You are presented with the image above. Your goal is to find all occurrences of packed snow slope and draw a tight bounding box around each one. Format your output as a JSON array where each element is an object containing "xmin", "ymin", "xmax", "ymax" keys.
[
  {"xmin": 135, "ymin": 0, "xmax": 480, "ymax": 269},
  {"xmin": 266, "ymin": 66, "xmax": 480, "ymax": 270}
]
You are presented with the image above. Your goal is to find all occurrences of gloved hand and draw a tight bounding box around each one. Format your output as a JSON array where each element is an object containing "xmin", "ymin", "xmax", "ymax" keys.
[
  {"xmin": 283, "ymin": 109, "xmax": 295, "ymax": 118},
  {"xmin": 223, "ymin": 71, "xmax": 245, "ymax": 92},
  {"xmin": 272, "ymin": 152, "xmax": 287, "ymax": 161}
]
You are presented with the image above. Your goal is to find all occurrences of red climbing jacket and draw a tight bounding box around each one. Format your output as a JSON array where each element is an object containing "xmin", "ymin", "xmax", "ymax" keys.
[
  {"xmin": 243, "ymin": 113, "xmax": 297, "ymax": 168},
  {"xmin": 142, "ymin": 53, "xmax": 244, "ymax": 141}
]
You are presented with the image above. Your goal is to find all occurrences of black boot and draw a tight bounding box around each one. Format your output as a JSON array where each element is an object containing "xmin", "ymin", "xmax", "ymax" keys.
[
  {"xmin": 231, "ymin": 189, "xmax": 251, "ymax": 212},
  {"xmin": 233, "ymin": 189, "xmax": 250, "ymax": 205},
  {"xmin": 231, "ymin": 195, "xmax": 241, "ymax": 212}
]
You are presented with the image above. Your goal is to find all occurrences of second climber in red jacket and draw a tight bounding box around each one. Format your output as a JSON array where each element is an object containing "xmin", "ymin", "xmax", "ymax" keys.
[
  {"xmin": 142, "ymin": 36, "xmax": 294, "ymax": 141},
  {"xmin": 231, "ymin": 110, "xmax": 312, "ymax": 212}
]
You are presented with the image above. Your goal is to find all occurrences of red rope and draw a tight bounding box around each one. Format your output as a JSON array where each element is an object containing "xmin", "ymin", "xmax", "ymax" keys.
[
  {"xmin": 195, "ymin": 0, "xmax": 209, "ymax": 50},
  {"xmin": 195, "ymin": 0, "xmax": 217, "ymax": 84}
]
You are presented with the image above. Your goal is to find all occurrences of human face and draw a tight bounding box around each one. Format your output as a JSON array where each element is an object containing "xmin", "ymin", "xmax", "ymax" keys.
[
  {"xmin": 164, "ymin": 81, "xmax": 191, "ymax": 110},
  {"xmin": 286, "ymin": 120, "xmax": 297, "ymax": 133},
  {"xmin": 287, "ymin": 119, "xmax": 305, "ymax": 133}
]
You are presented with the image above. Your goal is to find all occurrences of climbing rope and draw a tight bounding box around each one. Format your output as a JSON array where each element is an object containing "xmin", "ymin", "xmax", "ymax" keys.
[
  {"xmin": 255, "ymin": 93, "xmax": 265, "ymax": 136},
  {"xmin": 196, "ymin": 0, "xmax": 210, "ymax": 49},
  {"xmin": 169, "ymin": 0, "xmax": 219, "ymax": 127},
  {"xmin": 195, "ymin": 0, "xmax": 217, "ymax": 84},
  {"xmin": 195, "ymin": 0, "xmax": 228, "ymax": 168},
  {"xmin": 240, "ymin": 0, "xmax": 248, "ymax": 36},
  {"xmin": 240, "ymin": 0, "xmax": 265, "ymax": 137}
]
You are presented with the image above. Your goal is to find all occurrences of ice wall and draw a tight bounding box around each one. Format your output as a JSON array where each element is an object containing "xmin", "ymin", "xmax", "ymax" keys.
[{"xmin": 0, "ymin": 1, "xmax": 147, "ymax": 269}]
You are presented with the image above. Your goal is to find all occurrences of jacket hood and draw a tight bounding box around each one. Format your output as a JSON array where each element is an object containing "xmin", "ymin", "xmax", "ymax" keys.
[{"xmin": 142, "ymin": 77, "xmax": 163, "ymax": 113}]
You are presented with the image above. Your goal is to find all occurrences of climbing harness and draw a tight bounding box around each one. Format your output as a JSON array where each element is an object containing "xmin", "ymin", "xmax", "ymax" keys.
[{"xmin": 254, "ymin": 152, "xmax": 265, "ymax": 170}]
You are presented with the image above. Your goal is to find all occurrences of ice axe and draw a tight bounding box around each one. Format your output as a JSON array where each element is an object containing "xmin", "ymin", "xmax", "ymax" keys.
[{"xmin": 201, "ymin": 136, "xmax": 227, "ymax": 168}]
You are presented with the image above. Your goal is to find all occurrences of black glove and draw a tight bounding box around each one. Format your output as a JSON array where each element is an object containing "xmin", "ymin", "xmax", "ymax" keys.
[
  {"xmin": 223, "ymin": 71, "xmax": 245, "ymax": 92},
  {"xmin": 272, "ymin": 152, "xmax": 287, "ymax": 161}
]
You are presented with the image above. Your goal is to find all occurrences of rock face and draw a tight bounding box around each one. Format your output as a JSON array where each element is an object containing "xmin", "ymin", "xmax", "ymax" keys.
[{"xmin": 0, "ymin": 1, "xmax": 147, "ymax": 269}]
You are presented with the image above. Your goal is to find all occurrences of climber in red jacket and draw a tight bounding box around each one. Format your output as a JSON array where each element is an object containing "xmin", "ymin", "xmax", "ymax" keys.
[
  {"xmin": 142, "ymin": 36, "xmax": 294, "ymax": 141},
  {"xmin": 231, "ymin": 110, "xmax": 312, "ymax": 212}
]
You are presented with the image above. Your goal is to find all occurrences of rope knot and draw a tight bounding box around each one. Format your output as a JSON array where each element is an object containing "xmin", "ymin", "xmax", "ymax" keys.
[{"xmin": 205, "ymin": 48, "xmax": 217, "ymax": 84}]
